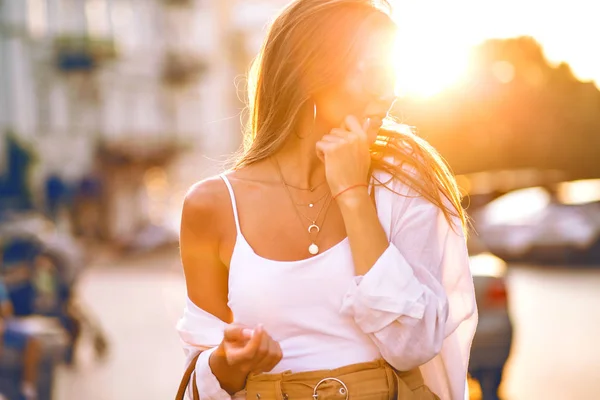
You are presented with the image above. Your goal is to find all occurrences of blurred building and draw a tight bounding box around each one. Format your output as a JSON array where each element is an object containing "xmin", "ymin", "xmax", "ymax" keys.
[{"xmin": 0, "ymin": 0, "xmax": 241, "ymax": 241}]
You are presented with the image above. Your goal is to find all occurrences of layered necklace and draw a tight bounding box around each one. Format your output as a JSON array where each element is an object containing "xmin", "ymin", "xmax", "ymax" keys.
[{"xmin": 272, "ymin": 157, "xmax": 333, "ymax": 255}]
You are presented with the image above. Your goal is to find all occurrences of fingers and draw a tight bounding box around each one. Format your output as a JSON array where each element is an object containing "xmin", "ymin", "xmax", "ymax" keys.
[
  {"xmin": 222, "ymin": 324, "xmax": 256, "ymax": 367},
  {"xmin": 329, "ymin": 129, "xmax": 359, "ymax": 144},
  {"xmin": 264, "ymin": 339, "xmax": 283, "ymax": 372},
  {"xmin": 246, "ymin": 329, "xmax": 268, "ymax": 372},
  {"xmin": 225, "ymin": 323, "xmax": 263, "ymax": 367},
  {"xmin": 363, "ymin": 118, "xmax": 371, "ymax": 133},
  {"xmin": 241, "ymin": 324, "xmax": 264, "ymax": 359},
  {"xmin": 316, "ymin": 147, "xmax": 325, "ymax": 163},
  {"xmin": 317, "ymin": 114, "xmax": 370, "ymax": 162},
  {"xmin": 234, "ymin": 325, "xmax": 283, "ymax": 373},
  {"xmin": 316, "ymin": 131, "xmax": 357, "ymax": 163},
  {"xmin": 249, "ymin": 329, "xmax": 277, "ymax": 373},
  {"xmin": 222, "ymin": 324, "xmax": 283, "ymax": 375},
  {"xmin": 344, "ymin": 115, "xmax": 368, "ymax": 142},
  {"xmin": 344, "ymin": 115, "xmax": 362, "ymax": 132},
  {"xmin": 223, "ymin": 324, "xmax": 254, "ymax": 343},
  {"xmin": 331, "ymin": 117, "xmax": 368, "ymax": 143},
  {"xmin": 315, "ymin": 139, "xmax": 338, "ymax": 162},
  {"xmin": 315, "ymin": 140, "xmax": 336, "ymax": 154},
  {"xmin": 329, "ymin": 128, "xmax": 348, "ymax": 138},
  {"xmin": 320, "ymin": 133, "xmax": 344, "ymax": 143},
  {"xmin": 252, "ymin": 336, "xmax": 283, "ymax": 373}
]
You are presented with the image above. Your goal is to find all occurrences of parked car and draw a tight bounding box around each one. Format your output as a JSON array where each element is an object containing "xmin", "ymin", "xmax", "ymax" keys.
[
  {"xmin": 468, "ymin": 247, "xmax": 513, "ymax": 400},
  {"xmin": 472, "ymin": 179, "xmax": 600, "ymax": 266}
]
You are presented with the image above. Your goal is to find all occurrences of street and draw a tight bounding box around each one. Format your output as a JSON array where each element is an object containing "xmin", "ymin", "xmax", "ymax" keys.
[
  {"xmin": 502, "ymin": 264, "xmax": 600, "ymax": 399},
  {"xmin": 53, "ymin": 250, "xmax": 187, "ymax": 400},
  {"xmin": 53, "ymin": 249, "xmax": 600, "ymax": 400}
]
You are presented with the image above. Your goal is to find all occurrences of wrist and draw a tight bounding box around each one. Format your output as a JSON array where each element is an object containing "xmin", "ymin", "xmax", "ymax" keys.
[
  {"xmin": 333, "ymin": 183, "xmax": 369, "ymax": 201},
  {"xmin": 335, "ymin": 186, "xmax": 371, "ymax": 210},
  {"xmin": 209, "ymin": 345, "xmax": 249, "ymax": 394}
]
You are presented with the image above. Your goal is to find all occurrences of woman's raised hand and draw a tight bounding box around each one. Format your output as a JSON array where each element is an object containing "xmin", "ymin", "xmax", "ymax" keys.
[{"xmin": 316, "ymin": 115, "xmax": 372, "ymax": 199}]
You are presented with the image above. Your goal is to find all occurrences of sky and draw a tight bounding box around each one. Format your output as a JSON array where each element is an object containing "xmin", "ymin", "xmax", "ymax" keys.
[
  {"xmin": 26, "ymin": 0, "xmax": 599, "ymax": 98},
  {"xmin": 391, "ymin": 0, "xmax": 600, "ymax": 97}
]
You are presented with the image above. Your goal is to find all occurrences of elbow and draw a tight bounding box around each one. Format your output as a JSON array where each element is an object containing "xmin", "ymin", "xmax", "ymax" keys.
[
  {"xmin": 385, "ymin": 338, "xmax": 443, "ymax": 371},
  {"xmin": 383, "ymin": 308, "xmax": 447, "ymax": 371}
]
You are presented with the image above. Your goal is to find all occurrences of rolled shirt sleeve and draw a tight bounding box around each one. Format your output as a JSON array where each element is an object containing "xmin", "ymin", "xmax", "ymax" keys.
[
  {"xmin": 340, "ymin": 244, "xmax": 429, "ymax": 333},
  {"xmin": 189, "ymin": 347, "xmax": 232, "ymax": 400},
  {"xmin": 177, "ymin": 299, "xmax": 233, "ymax": 400},
  {"xmin": 340, "ymin": 171, "xmax": 477, "ymax": 399}
]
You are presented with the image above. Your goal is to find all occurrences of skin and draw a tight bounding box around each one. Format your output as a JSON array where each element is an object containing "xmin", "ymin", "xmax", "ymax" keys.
[{"xmin": 180, "ymin": 31, "xmax": 397, "ymax": 394}]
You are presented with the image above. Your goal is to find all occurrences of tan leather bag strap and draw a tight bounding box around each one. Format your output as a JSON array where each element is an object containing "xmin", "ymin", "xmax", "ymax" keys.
[{"xmin": 175, "ymin": 352, "xmax": 201, "ymax": 400}]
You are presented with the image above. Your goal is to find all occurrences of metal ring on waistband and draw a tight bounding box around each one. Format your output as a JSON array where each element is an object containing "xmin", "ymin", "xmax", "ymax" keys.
[{"xmin": 312, "ymin": 377, "xmax": 349, "ymax": 400}]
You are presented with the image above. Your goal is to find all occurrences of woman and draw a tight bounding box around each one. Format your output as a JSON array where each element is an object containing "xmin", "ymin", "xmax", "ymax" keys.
[{"xmin": 177, "ymin": 1, "xmax": 477, "ymax": 399}]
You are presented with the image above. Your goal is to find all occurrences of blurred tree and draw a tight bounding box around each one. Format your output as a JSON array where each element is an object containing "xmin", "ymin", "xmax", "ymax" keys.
[{"xmin": 393, "ymin": 37, "xmax": 600, "ymax": 179}]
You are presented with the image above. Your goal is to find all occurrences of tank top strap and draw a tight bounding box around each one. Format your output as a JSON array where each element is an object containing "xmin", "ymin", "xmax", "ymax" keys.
[{"xmin": 220, "ymin": 174, "xmax": 241, "ymax": 234}]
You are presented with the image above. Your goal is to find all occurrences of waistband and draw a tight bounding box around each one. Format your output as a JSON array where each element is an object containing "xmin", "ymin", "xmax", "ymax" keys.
[{"xmin": 246, "ymin": 359, "xmax": 438, "ymax": 400}]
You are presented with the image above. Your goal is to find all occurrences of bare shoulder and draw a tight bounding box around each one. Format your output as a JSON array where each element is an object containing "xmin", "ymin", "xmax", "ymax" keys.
[
  {"xmin": 184, "ymin": 175, "xmax": 229, "ymax": 212},
  {"xmin": 181, "ymin": 175, "xmax": 231, "ymax": 234},
  {"xmin": 180, "ymin": 175, "xmax": 234, "ymax": 321}
]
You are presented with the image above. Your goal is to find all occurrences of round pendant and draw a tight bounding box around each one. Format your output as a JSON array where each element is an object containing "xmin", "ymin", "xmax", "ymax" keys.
[
  {"xmin": 308, "ymin": 243, "xmax": 319, "ymax": 255},
  {"xmin": 309, "ymin": 203, "xmax": 314, "ymax": 208},
  {"xmin": 308, "ymin": 224, "xmax": 320, "ymax": 234}
]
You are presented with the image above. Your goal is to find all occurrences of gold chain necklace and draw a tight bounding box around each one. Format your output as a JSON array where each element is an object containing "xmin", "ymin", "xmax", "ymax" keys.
[
  {"xmin": 290, "ymin": 190, "xmax": 329, "ymax": 209},
  {"xmin": 283, "ymin": 179, "xmax": 327, "ymax": 192},
  {"xmin": 272, "ymin": 157, "xmax": 333, "ymax": 255}
]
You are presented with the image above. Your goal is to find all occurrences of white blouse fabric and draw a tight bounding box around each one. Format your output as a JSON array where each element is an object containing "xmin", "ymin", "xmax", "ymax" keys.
[{"xmin": 176, "ymin": 167, "xmax": 478, "ymax": 400}]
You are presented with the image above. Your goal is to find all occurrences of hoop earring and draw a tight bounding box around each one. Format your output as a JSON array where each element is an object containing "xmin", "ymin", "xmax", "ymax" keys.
[{"xmin": 295, "ymin": 100, "xmax": 317, "ymax": 139}]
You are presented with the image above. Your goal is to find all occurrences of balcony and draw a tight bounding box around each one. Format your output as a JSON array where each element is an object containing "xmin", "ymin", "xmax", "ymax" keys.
[
  {"xmin": 161, "ymin": 52, "xmax": 208, "ymax": 87},
  {"xmin": 161, "ymin": 0, "xmax": 195, "ymax": 7},
  {"xmin": 54, "ymin": 35, "xmax": 117, "ymax": 72}
]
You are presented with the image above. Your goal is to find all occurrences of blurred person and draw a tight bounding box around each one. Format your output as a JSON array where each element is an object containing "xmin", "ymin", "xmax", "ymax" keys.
[
  {"xmin": 1, "ymin": 240, "xmax": 39, "ymax": 318},
  {"xmin": 0, "ymin": 277, "xmax": 42, "ymax": 400},
  {"xmin": 1, "ymin": 241, "xmax": 108, "ymax": 366},
  {"xmin": 30, "ymin": 253, "xmax": 79, "ymax": 363},
  {"xmin": 177, "ymin": 1, "xmax": 477, "ymax": 399},
  {"xmin": 31, "ymin": 253, "xmax": 108, "ymax": 365}
]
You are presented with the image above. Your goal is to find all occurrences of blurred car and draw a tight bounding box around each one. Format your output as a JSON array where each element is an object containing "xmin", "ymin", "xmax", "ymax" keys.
[
  {"xmin": 468, "ymin": 249, "xmax": 513, "ymax": 400},
  {"xmin": 473, "ymin": 179, "xmax": 600, "ymax": 265}
]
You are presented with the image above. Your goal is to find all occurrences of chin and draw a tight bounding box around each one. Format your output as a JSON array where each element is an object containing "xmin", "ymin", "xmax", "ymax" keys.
[{"xmin": 368, "ymin": 120, "xmax": 383, "ymax": 142}]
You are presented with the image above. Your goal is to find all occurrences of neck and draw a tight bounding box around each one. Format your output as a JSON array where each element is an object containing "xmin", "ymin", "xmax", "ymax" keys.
[{"xmin": 273, "ymin": 113, "xmax": 329, "ymax": 190}]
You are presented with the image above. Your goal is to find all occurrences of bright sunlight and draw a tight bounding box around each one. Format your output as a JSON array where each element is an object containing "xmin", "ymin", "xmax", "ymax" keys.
[{"xmin": 390, "ymin": 0, "xmax": 600, "ymax": 98}]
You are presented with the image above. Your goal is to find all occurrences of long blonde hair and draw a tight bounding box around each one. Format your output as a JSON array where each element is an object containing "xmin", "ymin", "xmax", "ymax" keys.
[{"xmin": 235, "ymin": 0, "xmax": 468, "ymax": 233}]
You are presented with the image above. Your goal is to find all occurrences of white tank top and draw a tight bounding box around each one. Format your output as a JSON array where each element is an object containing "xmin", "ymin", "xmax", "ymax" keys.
[{"xmin": 221, "ymin": 174, "xmax": 381, "ymax": 373}]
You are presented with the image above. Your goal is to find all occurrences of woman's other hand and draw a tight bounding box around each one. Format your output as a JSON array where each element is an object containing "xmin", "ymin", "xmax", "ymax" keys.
[
  {"xmin": 209, "ymin": 324, "xmax": 282, "ymax": 394},
  {"xmin": 220, "ymin": 323, "xmax": 283, "ymax": 374}
]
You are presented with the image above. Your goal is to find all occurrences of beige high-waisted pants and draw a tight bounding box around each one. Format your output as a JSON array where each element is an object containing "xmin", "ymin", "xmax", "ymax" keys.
[{"xmin": 245, "ymin": 359, "xmax": 440, "ymax": 400}]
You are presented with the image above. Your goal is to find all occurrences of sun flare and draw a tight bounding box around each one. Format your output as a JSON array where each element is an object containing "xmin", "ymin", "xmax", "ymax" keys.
[
  {"xmin": 389, "ymin": 17, "xmax": 475, "ymax": 98},
  {"xmin": 391, "ymin": 39, "xmax": 471, "ymax": 98},
  {"xmin": 389, "ymin": 0, "xmax": 599, "ymax": 98}
]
